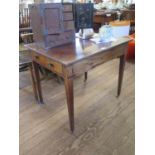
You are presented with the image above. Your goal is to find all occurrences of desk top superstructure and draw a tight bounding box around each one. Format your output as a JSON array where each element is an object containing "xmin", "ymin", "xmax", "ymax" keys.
[{"xmin": 29, "ymin": 3, "xmax": 75, "ymax": 49}]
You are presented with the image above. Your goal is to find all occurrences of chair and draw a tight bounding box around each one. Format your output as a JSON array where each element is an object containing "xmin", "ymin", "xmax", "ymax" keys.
[
  {"xmin": 19, "ymin": 8, "xmax": 32, "ymax": 42},
  {"xmin": 19, "ymin": 33, "xmax": 33, "ymax": 72},
  {"xmin": 19, "ymin": 32, "xmax": 65, "ymax": 85},
  {"xmin": 93, "ymin": 11, "xmax": 117, "ymax": 32},
  {"xmin": 19, "ymin": 32, "xmax": 39, "ymax": 100}
]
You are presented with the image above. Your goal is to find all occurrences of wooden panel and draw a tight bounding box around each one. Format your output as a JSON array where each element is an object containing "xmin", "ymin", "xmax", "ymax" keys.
[
  {"xmin": 31, "ymin": 51, "xmax": 63, "ymax": 75},
  {"xmin": 63, "ymin": 21, "xmax": 74, "ymax": 30},
  {"xmin": 63, "ymin": 4, "xmax": 72, "ymax": 12},
  {"xmin": 45, "ymin": 30, "xmax": 75, "ymax": 48},
  {"xmin": 93, "ymin": 12, "xmax": 117, "ymax": 25},
  {"xmin": 63, "ymin": 12, "xmax": 73, "ymax": 21},
  {"xmin": 44, "ymin": 8, "xmax": 62, "ymax": 34},
  {"xmin": 65, "ymin": 44, "xmax": 128, "ymax": 78}
]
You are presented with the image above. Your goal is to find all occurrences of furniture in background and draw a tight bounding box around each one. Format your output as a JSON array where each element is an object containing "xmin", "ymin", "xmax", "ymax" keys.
[
  {"xmin": 94, "ymin": 10, "xmax": 117, "ymax": 25},
  {"xmin": 19, "ymin": 8, "xmax": 32, "ymax": 42},
  {"xmin": 93, "ymin": 8, "xmax": 135, "ymax": 34},
  {"xmin": 25, "ymin": 37, "xmax": 131, "ymax": 132},
  {"xmin": 19, "ymin": 32, "xmax": 39, "ymax": 100},
  {"xmin": 93, "ymin": 10, "xmax": 117, "ymax": 32},
  {"xmin": 20, "ymin": 33, "xmax": 33, "ymax": 72},
  {"xmin": 120, "ymin": 9, "xmax": 135, "ymax": 34}
]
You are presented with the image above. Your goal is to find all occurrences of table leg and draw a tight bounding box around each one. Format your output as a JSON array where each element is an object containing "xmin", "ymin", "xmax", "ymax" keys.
[
  {"xmin": 64, "ymin": 77, "xmax": 74, "ymax": 132},
  {"xmin": 84, "ymin": 72, "xmax": 88, "ymax": 82},
  {"xmin": 32, "ymin": 61, "xmax": 44, "ymax": 104},
  {"xmin": 117, "ymin": 55, "xmax": 125, "ymax": 97},
  {"xmin": 29, "ymin": 63, "xmax": 38, "ymax": 101}
]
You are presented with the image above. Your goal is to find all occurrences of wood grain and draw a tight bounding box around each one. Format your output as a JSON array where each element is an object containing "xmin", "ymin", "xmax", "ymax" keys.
[{"xmin": 20, "ymin": 59, "xmax": 134, "ymax": 155}]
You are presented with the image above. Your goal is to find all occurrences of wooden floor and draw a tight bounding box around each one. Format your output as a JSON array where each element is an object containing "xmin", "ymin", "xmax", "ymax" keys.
[{"xmin": 19, "ymin": 59, "xmax": 135, "ymax": 155}]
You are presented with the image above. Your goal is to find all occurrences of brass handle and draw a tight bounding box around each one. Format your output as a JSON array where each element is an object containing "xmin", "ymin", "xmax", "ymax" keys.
[
  {"xmin": 48, "ymin": 63, "xmax": 54, "ymax": 68},
  {"xmin": 35, "ymin": 56, "xmax": 39, "ymax": 59}
]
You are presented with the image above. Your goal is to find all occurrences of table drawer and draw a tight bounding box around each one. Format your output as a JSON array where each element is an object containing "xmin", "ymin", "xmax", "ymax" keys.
[{"xmin": 31, "ymin": 52, "xmax": 62, "ymax": 74}]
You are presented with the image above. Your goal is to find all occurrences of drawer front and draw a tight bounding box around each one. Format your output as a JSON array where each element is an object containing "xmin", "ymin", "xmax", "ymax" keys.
[
  {"xmin": 31, "ymin": 52, "xmax": 62, "ymax": 74},
  {"xmin": 63, "ymin": 4, "xmax": 72, "ymax": 12},
  {"xmin": 63, "ymin": 21, "xmax": 74, "ymax": 30},
  {"xmin": 63, "ymin": 13, "xmax": 73, "ymax": 21},
  {"xmin": 46, "ymin": 30, "xmax": 75, "ymax": 48}
]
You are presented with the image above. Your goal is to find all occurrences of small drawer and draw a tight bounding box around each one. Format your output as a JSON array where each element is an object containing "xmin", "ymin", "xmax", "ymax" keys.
[
  {"xmin": 47, "ymin": 58, "xmax": 63, "ymax": 74},
  {"xmin": 32, "ymin": 52, "xmax": 47, "ymax": 66},
  {"xmin": 63, "ymin": 13, "xmax": 73, "ymax": 21},
  {"xmin": 63, "ymin": 4, "xmax": 72, "ymax": 12},
  {"xmin": 63, "ymin": 21, "xmax": 74, "ymax": 30},
  {"xmin": 31, "ymin": 52, "xmax": 62, "ymax": 74}
]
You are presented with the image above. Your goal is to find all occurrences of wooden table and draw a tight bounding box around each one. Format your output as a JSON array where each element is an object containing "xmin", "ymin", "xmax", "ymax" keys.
[
  {"xmin": 93, "ymin": 10, "xmax": 117, "ymax": 25},
  {"xmin": 25, "ymin": 36, "xmax": 131, "ymax": 132}
]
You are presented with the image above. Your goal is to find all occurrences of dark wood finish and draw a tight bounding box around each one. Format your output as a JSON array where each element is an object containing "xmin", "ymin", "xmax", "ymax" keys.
[
  {"xmin": 29, "ymin": 3, "xmax": 75, "ymax": 49},
  {"xmin": 121, "ymin": 9, "xmax": 135, "ymax": 21},
  {"xmin": 19, "ymin": 27, "xmax": 32, "ymax": 33},
  {"xmin": 93, "ymin": 11, "xmax": 117, "ymax": 25},
  {"xmin": 64, "ymin": 76, "xmax": 74, "ymax": 132},
  {"xmin": 117, "ymin": 55, "xmax": 125, "ymax": 97},
  {"xmin": 25, "ymin": 37, "xmax": 131, "ymax": 132},
  {"xmin": 93, "ymin": 11, "xmax": 117, "ymax": 32},
  {"xmin": 32, "ymin": 61, "xmax": 44, "ymax": 104}
]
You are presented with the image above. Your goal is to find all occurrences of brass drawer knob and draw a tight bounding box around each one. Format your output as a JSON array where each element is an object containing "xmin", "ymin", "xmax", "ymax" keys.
[
  {"xmin": 35, "ymin": 56, "xmax": 39, "ymax": 59},
  {"xmin": 48, "ymin": 63, "xmax": 54, "ymax": 68}
]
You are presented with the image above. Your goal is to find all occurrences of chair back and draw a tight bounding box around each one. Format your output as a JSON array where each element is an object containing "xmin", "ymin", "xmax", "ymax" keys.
[{"xmin": 19, "ymin": 8, "xmax": 30, "ymax": 28}]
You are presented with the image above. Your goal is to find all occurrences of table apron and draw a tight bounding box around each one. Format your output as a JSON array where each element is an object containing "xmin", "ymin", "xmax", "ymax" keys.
[
  {"xmin": 65, "ymin": 44, "xmax": 128, "ymax": 79},
  {"xmin": 31, "ymin": 51, "xmax": 63, "ymax": 77}
]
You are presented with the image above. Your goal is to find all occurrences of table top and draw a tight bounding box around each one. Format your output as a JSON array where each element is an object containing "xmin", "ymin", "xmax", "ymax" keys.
[
  {"xmin": 25, "ymin": 36, "xmax": 131, "ymax": 66},
  {"xmin": 94, "ymin": 9, "xmax": 118, "ymax": 16}
]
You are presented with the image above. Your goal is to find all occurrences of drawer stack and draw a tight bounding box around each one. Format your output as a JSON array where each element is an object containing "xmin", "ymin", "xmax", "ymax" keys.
[{"xmin": 29, "ymin": 3, "xmax": 75, "ymax": 49}]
